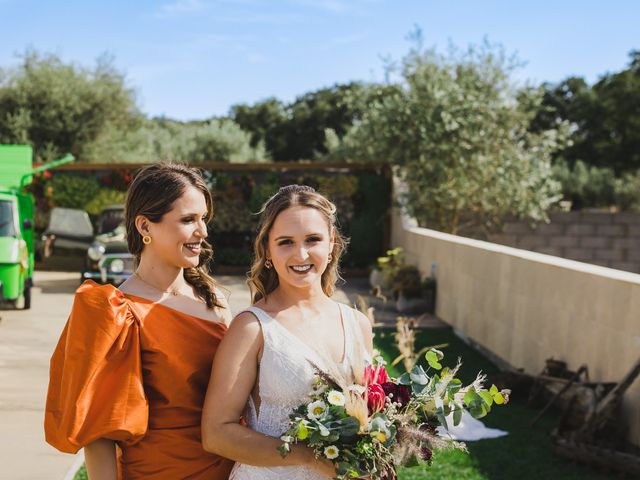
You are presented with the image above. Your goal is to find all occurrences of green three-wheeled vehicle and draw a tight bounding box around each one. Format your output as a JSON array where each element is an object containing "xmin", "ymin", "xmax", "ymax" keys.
[{"xmin": 0, "ymin": 145, "xmax": 73, "ymax": 309}]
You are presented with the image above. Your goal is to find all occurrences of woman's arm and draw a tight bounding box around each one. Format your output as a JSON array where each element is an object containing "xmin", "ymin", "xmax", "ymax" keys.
[
  {"xmin": 201, "ymin": 312, "xmax": 334, "ymax": 476},
  {"xmin": 355, "ymin": 310, "xmax": 375, "ymax": 355},
  {"xmin": 84, "ymin": 439, "xmax": 117, "ymax": 480}
]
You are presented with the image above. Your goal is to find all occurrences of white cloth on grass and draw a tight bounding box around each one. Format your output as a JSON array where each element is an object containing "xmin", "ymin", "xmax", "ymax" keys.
[{"xmin": 437, "ymin": 410, "xmax": 508, "ymax": 441}]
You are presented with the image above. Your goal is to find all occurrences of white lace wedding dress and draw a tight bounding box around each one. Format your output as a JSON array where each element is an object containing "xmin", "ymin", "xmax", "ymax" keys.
[{"xmin": 230, "ymin": 303, "xmax": 364, "ymax": 480}]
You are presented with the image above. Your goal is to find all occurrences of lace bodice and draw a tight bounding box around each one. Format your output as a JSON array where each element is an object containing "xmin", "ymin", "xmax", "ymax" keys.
[{"xmin": 230, "ymin": 303, "xmax": 364, "ymax": 480}]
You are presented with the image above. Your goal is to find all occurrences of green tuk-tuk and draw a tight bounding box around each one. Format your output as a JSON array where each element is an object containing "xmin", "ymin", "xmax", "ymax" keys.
[{"xmin": 0, "ymin": 145, "xmax": 73, "ymax": 309}]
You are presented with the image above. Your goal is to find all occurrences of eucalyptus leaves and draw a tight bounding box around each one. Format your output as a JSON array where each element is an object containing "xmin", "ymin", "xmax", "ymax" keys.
[{"xmin": 278, "ymin": 348, "xmax": 510, "ymax": 479}]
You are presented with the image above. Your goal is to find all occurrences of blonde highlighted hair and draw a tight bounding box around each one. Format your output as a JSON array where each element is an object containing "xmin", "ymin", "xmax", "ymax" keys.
[{"xmin": 247, "ymin": 185, "xmax": 348, "ymax": 303}]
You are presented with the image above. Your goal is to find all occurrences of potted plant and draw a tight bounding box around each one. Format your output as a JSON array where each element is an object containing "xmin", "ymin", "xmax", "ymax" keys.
[
  {"xmin": 369, "ymin": 247, "xmax": 405, "ymax": 291},
  {"xmin": 390, "ymin": 265, "xmax": 422, "ymax": 300},
  {"xmin": 388, "ymin": 265, "xmax": 437, "ymax": 315}
]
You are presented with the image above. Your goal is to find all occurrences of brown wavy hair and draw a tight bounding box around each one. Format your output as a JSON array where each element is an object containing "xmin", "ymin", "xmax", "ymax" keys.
[
  {"xmin": 247, "ymin": 184, "xmax": 348, "ymax": 304},
  {"xmin": 125, "ymin": 163, "xmax": 222, "ymax": 309}
]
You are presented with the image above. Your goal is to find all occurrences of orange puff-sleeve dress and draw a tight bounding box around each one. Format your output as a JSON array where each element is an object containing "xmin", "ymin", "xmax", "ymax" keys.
[{"xmin": 45, "ymin": 281, "xmax": 234, "ymax": 479}]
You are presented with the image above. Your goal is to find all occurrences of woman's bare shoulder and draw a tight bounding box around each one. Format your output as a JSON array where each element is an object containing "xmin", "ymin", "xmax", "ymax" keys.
[{"xmin": 229, "ymin": 309, "xmax": 262, "ymax": 331}]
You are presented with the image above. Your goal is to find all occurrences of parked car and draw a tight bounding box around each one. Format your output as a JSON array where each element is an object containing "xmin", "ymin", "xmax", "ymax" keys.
[
  {"xmin": 41, "ymin": 207, "xmax": 95, "ymax": 260},
  {"xmin": 42, "ymin": 204, "xmax": 134, "ymax": 285},
  {"xmin": 81, "ymin": 205, "xmax": 134, "ymax": 285}
]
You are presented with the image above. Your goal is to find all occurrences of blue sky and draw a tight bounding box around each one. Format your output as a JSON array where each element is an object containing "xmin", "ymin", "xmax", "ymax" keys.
[{"xmin": 1, "ymin": 0, "xmax": 638, "ymax": 121}]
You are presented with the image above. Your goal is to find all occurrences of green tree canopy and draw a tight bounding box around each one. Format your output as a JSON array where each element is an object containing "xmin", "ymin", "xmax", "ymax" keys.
[
  {"xmin": 534, "ymin": 50, "xmax": 640, "ymax": 173},
  {"xmin": 0, "ymin": 50, "xmax": 268, "ymax": 164},
  {"xmin": 327, "ymin": 37, "xmax": 570, "ymax": 235},
  {"xmin": 0, "ymin": 50, "xmax": 140, "ymax": 163},
  {"xmin": 86, "ymin": 116, "xmax": 269, "ymax": 164},
  {"xmin": 230, "ymin": 82, "xmax": 395, "ymax": 161}
]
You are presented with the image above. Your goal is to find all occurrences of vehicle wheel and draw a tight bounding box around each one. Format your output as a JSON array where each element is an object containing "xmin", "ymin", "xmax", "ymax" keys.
[{"xmin": 23, "ymin": 283, "xmax": 31, "ymax": 310}]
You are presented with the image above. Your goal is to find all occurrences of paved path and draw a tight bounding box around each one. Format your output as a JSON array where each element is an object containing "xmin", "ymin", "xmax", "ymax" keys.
[
  {"xmin": 0, "ymin": 272, "xmax": 255, "ymax": 480},
  {"xmin": 1, "ymin": 272, "xmax": 83, "ymax": 480},
  {"xmin": 0, "ymin": 271, "xmax": 442, "ymax": 479}
]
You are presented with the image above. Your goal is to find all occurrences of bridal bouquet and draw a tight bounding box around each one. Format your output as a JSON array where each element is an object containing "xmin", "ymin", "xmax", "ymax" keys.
[{"xmin": 278, "ymin": 349, "xmax": 509, "ymax": 479}]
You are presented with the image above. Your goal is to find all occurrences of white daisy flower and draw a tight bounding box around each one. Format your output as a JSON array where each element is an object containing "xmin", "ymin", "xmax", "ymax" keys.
[
  {"xmin": 307, "ymin": 400, "xmax": 327, "ymax": 419},
  {"xmin": 324, "ymin": 445, "xmax": 339, "ymax": 459},
  {"xmin": 327, "ymin": 390, "xmax": 346, "ymax": 406}
]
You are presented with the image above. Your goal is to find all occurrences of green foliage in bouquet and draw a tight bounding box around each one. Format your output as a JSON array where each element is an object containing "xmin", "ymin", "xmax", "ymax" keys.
[
  {"xmin": 278, "ymin": 348, "xmax": 510, "ymax": 479},
  {"xmin": 397, "ymin": 348, "xmax": 507, "ymax": 432}
]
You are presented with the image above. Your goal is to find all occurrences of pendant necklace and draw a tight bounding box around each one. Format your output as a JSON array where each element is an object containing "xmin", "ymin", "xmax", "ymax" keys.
[{"xmin": 133, "ymin": 271, "xmax": 181, "ymax": 296}]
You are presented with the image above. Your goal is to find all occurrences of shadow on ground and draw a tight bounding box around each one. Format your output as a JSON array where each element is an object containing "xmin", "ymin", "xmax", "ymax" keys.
[{"xmin": 36, "ymin": 276, "xmax": 83, "ymax": 295}]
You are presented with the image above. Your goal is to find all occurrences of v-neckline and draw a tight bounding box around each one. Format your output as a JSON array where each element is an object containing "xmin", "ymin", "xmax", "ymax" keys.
[{"xmin": 253, "ymin": 303, "xmax": 349, "ymax": 366}]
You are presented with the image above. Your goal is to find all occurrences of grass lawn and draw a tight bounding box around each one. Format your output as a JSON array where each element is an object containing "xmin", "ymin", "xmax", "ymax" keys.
[
  {"xmin": 75, "ymin": 327, "xmax": 611, "ymax": 480},
  {"xmin": 374, "ymin": 327, "xmax": 612, "ymax": 480}
]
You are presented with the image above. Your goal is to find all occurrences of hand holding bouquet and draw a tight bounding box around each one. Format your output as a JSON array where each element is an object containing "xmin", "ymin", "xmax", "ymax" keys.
[{"xmin": 278, "ymin": 349, "xmax": 510, "ymax": 479}]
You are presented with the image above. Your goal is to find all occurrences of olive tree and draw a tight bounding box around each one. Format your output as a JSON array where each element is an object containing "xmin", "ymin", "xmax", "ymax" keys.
[
  {"xmin": 331, "ymin": 38, "xmax": 569, "ymax": 235},
  {"xmin": 0, "ymin": 50, "xmax": 140, "ymax": 163}
]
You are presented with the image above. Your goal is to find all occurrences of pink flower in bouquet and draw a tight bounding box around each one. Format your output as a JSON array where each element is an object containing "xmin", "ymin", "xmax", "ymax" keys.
[
  {"xmin": 367, "ymin": 383, "xmax": 387, "ymax": 413},
  {"xmin": 364, "ymin": 365, "xmax": 389, "ymax": 385}
]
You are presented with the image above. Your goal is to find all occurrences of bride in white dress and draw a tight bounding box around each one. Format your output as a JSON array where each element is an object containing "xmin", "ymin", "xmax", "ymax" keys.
[{"xmin": 202, "ymin": 185, "xmax": 373, "ymax": 479}]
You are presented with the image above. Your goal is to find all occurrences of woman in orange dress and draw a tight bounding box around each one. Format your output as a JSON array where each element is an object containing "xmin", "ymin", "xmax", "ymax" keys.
[{"xmin": 45, "ymin": 163, "xmax": 235, "ymax": 479}]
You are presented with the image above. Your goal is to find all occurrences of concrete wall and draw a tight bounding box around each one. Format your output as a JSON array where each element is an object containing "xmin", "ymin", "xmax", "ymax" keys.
[
  {"xmin": 489, "ymin": 212, "xmax": 640, "ymax": 274},
  {"xmin": 392, "ymin": 211, "xmax": 640, "ymax": 447}
]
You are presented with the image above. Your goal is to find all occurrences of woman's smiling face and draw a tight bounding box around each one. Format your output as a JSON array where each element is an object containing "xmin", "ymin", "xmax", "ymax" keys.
[
  {"xmin": 267, "ymin": 205, "xmax": 334, "ymax": 291},
  {"xmin": 143, "ymin": 185, "xmax": 209, "ymax": 269}
]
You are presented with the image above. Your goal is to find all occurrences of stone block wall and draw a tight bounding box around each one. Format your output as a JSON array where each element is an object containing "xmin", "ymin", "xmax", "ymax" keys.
[
  {"xmin": 392, "ymin": 209, "xmax": 640, "ymax": 448},
  {"xmin": 489, "ymin": 212, "xmax": 640, "ymax": 273}
]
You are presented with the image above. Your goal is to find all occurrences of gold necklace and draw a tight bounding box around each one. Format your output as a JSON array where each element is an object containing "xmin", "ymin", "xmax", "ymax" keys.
[{"xmin": 133, "ymin": 271, "xmax": 182, "ymax": 296}]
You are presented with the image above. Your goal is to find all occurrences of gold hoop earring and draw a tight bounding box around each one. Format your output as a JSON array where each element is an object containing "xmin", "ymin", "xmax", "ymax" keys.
[
  {"xmin": 328, "ymin": 253, "xmax": 333, "ymax": 263},
  {"xmin": 264, "ymin": 259, "xmax": 273, "ymax": 269},
  {"xmin": 142, "ymin": 235, "xmax": 152, "ymax": 245}
]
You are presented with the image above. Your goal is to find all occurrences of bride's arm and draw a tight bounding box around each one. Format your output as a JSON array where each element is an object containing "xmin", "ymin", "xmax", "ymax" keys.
[
  {"xmin": 354, "ymin": 310, "xmax": 374, "ymax": 356},
  {"xmin": 201, "ymin": 312, "xmax": 334, "ymax": 476}
]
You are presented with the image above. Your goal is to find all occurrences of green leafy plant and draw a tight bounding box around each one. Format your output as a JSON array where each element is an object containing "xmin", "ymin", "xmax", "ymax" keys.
[
  {"xmin": 376, "ymin": 248, "xmax": 406, "ymax": 289},
  {"xmin": 279, "ymin": 349, "xmax": 509, "ymax": 479},
  {"xmin": 45, "ymin": 175, "xmax": 100, "ymax": 209},
  {"xmin": 84, "ymin": 189, "xmax": 127, "ymax": 215},
  {"xmin": 390, "ymin": 265, "xmax": 422, "ymax": 299},
  {"xmin": 329, "ymin": 32, "xmax": 569, "ymax": 235}
]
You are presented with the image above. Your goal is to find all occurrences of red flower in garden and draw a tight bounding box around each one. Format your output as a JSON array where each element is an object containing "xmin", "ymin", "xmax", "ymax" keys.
[
  {"xmin": 43, "ymin": 170, "xmax": 52, "ymax": 179},
  {"xmin": 367, "ymin": 383, "xmax": 386, "ymax": 413},
  {"xmin": 364, "ymin": 365, "xmax": 389, "ymax": 385}
]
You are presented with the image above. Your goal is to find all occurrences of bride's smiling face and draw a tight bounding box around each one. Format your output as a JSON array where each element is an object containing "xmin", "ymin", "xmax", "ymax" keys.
[{"xmin": 266, "ymin": 205, "xmax": 334, "ymax": 290}]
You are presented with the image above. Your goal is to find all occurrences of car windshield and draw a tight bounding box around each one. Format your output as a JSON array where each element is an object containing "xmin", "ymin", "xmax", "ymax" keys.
[
  {"xmin": 0, "ymin": 200, "xmax": 17, "ymax": 237},
  {"xmin": 48, "ymin": 208, "xmax": 94, "ymax": 237}
]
